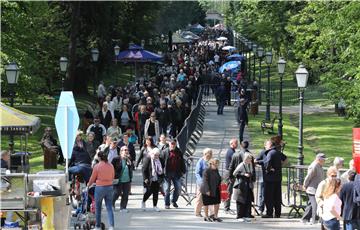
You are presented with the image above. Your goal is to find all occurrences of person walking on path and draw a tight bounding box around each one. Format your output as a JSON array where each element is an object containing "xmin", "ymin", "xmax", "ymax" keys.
[
  {"xmin": 322, "ymin": 178, "xmax": 342, "ymax": 230},
  {"xmin": 216, "ymin": 81, "xmax": 226, "ymax": 115},
  {"xmin": 87, "ymin": 150, "xmax": 115, "ymax": 230},
  {"xmin": 223, "ymin": 138, "xmax": 238, "ymax": 213},
  {"xmin": 301, "ymin": 153, "xmax": 326, "ymax": 224},
  {"xmin": 233, "ymin": 152, "xmax": 256, "ymax": 222},
  {"xmin": 339, "ymin": 170, "xmax": 359, "ymax": 230},
  {"xmin": 237, "ymin": 96, "xmax": 248, "ymax": 142},
  {"xmin": 194, "ymin": 148, "xmax": 213, "ymax": 217},
  {"xmin": 162, "ymin": 139, "xmax": 186, "ymax": 209},
  {"xmin": 141, "ymin": 148, "xmax": 164, "ymax": 212},
  {"xmin": 111, "ymin": 146, "xmax": 133, "ymax": 212},
  {"xmin": 201, "ymin": 158, "xmax": 223, "ymax": 222}
]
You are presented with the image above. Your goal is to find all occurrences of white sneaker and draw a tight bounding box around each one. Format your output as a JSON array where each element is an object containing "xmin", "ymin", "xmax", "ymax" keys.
[
  {"xmin": 141, "ymin": 202, "xmax": 146, "ymax": 211},
  {"xmin": 153, "ymin": 206, "xmax": 160, "ymax": 212},
  {"xmin": 120, "ymin": 209, "xmax": 129, "ymax": 213},
  {"xmin": 244, "ymin": 217, "xmax": 251, "ymax": 223},
  {"xmin": 237, "ymin": 218, "xmax": 245, "ymax": 222},
  {"xmin": 108, "ymin": 227, "xmax": 114, "ymax": 230}
]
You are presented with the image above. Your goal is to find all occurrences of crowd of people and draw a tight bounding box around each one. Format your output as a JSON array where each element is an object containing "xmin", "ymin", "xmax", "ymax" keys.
[{"xmin": 63, "ymin": 29, "xmax": 242, "ymax": 229}]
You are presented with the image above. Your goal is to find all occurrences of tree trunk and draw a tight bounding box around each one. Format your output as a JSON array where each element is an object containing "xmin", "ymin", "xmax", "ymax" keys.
[{"xmin": 66, "ymin": 1, "xmax": 81, "ymax": 91}]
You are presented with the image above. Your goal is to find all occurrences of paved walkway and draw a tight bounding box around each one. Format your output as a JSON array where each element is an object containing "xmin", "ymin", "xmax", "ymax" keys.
[{"xmin": 70, "ymin": 102, "xmax": 316, "ymax": 230}]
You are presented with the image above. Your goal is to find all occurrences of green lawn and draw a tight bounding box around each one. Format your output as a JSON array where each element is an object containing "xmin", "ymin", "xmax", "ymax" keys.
[{"xmin": 248, "ymin": 111, "xmax": 354, "ymax": 168}]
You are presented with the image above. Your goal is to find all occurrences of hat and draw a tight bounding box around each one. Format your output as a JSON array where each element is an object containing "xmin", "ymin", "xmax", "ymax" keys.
[{"xmin": 316, "ymin": 153, "xmax": 326, "ymax": 160}]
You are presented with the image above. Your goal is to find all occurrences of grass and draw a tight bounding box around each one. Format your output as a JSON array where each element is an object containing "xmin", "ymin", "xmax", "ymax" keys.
[
  {"xmin": 248, "ymin": 111, "xmax": 354, "ymax": 168},
  {"xmin": 1, "ymin": 64, "xmax": 137, "ymax": 173}
]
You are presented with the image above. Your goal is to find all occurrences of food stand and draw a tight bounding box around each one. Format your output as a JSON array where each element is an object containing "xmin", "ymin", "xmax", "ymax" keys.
[{"xmin": 0, "ymin": 103, "xmax": 70, "ymax": 229}]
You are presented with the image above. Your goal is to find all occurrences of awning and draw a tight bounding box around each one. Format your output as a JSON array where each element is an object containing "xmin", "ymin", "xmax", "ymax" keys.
[{"xmin": 0, "ymin": 103, "xmax": 41, "ymax": 135}]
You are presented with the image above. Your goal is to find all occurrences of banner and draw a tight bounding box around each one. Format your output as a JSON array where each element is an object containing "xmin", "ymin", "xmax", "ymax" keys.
[{"xmin": 353, "ymin": 128, "xmax": 360, "ymax": 173}]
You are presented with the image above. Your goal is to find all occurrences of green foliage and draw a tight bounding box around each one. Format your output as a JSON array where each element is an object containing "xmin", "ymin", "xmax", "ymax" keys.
[{"xmin": 226, "ymin": 1, "xmax": 360, "ymax": 126}]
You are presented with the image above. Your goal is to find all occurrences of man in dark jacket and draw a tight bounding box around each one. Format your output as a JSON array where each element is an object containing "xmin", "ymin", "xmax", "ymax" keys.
[
  {"xmin": 216, "ymin": 82, "xmax": 226, "ymax": 115},
  {"xmin": 262, "ymin": 140, "xmax": 287, "ymax": 218},
  {"xmin": 155, "ymin": 101, "xmax": 170, "ymax": 135},
  {"xmin": 162, "ymin": 139, "xmax": 186, "ymax": 209},
  {"xmin": 223, "ymin": 138, "xmax": 238, "ymax": 212},
  {"xmin": 224, "ymin": 77, "xmax": 232, "ymax": 106},
  {"xmin": 340, "ymin": 170, "xmax": 359, "ymax": 230},
  {"xmin": 237, "ymin": 94, "xmax": 249, "ymax": 142}
]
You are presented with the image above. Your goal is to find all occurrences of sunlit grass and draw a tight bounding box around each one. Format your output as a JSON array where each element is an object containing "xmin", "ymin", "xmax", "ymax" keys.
[{"xmin": 248, "ymin": 111, "xmax": 354, "ymax": 167}]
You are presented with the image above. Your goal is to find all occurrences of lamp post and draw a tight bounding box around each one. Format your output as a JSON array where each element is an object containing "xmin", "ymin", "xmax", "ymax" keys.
[
  {"xmin": 264, "ymin": 51, "xmax": 273, "ymax": 121},
  {"xmin": 277, "ymin": 58, "xmax": 286, "ymax": 139},
  {"xmin": 5, "ymin": 62, "xmax": 20, "ymax": 153},
  {"xmin": 141, "ymin": 39, "xmax": 145, "ymax": 48},
  {"xmin": 114, "ymin": 45, "xmax": 120, "ymax": 64},
  {"xmin": 59, "ymin": 57, "xmax": 68, "ymax": 91},
  {"xmin": 252, "ymin": 43, "xmax": 257, "ymax": 82},
  {"xmin": 91, "ymin": 48, "xmax": 99, "ymax": 96},
  {"xmin": 295, "ymin": 64, "xmax": 309, "ymax": 167},
  {"xmin": 247, "ymin": 41, "xmax": 252, "ymax": 81},
  {"xmin": 257, "ymin": 46, "xmax": 264, "ymax": 104}
]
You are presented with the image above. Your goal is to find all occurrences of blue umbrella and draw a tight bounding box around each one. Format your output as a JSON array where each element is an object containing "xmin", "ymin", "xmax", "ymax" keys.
[
  {"xmin": 219, "ymin": 61, "xmax": 241, "ymax": 73},
  {"xmin": 227, "ymin": 54, "xmax": 245, "ymax": 61}
]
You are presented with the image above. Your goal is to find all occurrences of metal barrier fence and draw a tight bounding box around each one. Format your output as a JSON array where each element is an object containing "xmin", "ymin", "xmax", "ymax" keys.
[{"xmin": 181, "ymin": 157, "xmax": 321, "ymax": 218}]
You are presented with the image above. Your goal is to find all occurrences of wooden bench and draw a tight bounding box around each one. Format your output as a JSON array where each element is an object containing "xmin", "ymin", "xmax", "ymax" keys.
[{"xmin": 261, "ymin": 117, "xmax": 276, "ymax": 134}]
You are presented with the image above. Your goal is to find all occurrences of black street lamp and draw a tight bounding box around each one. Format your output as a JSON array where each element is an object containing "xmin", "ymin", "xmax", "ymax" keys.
[
  {"xmin": 277, "ymin": 58, "xmax": 286, "ymax": 139},
  {"xmin": 59, "ymin": 57, "xmax": 68, "ymax": 91},
  {"xmin": 91, "ymin": 48, "xmax": 100, "ymax": 96},
  {"xmin": 5, "ymin": 62, "xmax": 20, "ymax": 153},
  {"xmin": 257, "ymin": 46, "xmax": 264, "ymax": 105},
  {"xmin": 252, "ymin": 43, "xmax": 257, "ymax": 82},
  {"xmin": 114, "ymin": 45, "xmax": 120, "ymax": 64},
  {"xmin": 264, "ymin": 51, "xmax": 273, "ymax": 121},
  {"xmin": 295, "ymin": 64, "xmax": 309, "ymax": 166},
  {"xmin": 246, "ymin": 41, "xmax": 252, "ymax": 81}
]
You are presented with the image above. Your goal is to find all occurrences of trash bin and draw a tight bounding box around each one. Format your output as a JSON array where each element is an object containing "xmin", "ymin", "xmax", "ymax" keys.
[{"xmin": 42, "ymin": 147, "xmax": 57, "ymax": 169}]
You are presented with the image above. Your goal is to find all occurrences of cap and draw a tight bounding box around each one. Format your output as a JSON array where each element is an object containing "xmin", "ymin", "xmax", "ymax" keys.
[{"xmin": 316, "ymin": 153, "xmax": 326, "ymax": 160}]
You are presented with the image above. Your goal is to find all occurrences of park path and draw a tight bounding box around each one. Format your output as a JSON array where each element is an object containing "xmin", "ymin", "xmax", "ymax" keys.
[{"xmin": 69, "ymin": 102, "xmax": 318, "ymax": 230}]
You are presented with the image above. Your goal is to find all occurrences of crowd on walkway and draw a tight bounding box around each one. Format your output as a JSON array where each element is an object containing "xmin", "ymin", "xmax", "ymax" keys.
[
  {"xmin": 59, "ymin": 28, "xmax": 244, "ymax": 229},
  {"xmin": 21, "ymin": 26, "xmax": 360, "ymax": 230}
]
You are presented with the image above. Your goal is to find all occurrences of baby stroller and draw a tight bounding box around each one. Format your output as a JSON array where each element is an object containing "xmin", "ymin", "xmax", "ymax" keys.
[{"xmin": 73, "ymin": 186, "xmax": 105, "ymax": 230}]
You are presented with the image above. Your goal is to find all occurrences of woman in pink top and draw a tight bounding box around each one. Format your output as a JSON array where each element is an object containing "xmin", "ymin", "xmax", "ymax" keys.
[
  {"xmin": 322, "ymin": 178, "xmax": 342, "ymax": 230},
  {"xmin": 88, "ymin": 151, "xmax": 115, "ymax": 230}
]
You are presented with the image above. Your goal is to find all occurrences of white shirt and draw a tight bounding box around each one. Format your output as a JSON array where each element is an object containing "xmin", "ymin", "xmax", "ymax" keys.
[
  {"xmin": 214, "ymin": 54, "xmax": 220, "ymax": 63},
  {"xmin": 112, "ymin": 96, "xmax": 122, "ymax": 111},
  {"xmin": 322, "ymin": 193, "xmax": 342, "ymax": 221},
  {"xmin": 97, "ymin": 84, "xmax": 106, "ymax": 98}
]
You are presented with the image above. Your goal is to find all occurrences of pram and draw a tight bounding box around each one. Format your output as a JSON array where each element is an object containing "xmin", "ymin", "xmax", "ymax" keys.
[{"xmin": 72, "ymin": 186, "xmax": 105, "ymax": 230}]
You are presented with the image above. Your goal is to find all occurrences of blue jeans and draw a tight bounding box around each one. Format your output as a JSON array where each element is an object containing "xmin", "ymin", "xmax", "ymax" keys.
[
  {"xmin": 95, "ymin": 185, "xmax": 114, "ymax": 228},
  {"xmin": 69, "ymin": 164, "xmax": 92, "ymax": 183},
  {"xmin": 217, "ymin": 100, "xmax": 225, "ymax": 114},
  {"xmin": 324, "ymin": 218, "xmax": 340, "ymax": 230},
  {"xmin": 163, "ymin": 175, "xmax": 182, "ymax": 206},
  {"xmin": 258, "ymin": 182, "xmax": 264, "ymax": 212}
]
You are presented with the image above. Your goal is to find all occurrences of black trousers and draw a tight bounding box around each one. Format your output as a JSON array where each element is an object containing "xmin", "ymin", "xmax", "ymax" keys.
[
  {"xmin": 239, "ymin": 121, "xmax": 246, "ymax": 142},
  {"xmin": 264, "ymin": 181, "xmax": 282, "ymax": 217},
  {"xmin": 142, "ymin": 181, "xmax": 160, "ymax": 207},
  {"xmin": 236, "ymin": 199, "xmax": 252, "ymax": 218},
  {"xmin": 112, "ymin": 182, "xmax": 131, "ymax": 209},
  {"xmin": 223, "ymin": 171, "xmax": 233, "ymax": 211}
]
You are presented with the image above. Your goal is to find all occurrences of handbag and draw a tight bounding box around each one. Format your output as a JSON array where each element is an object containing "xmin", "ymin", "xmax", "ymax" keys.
[{"xmin": 219, "ymin": 182, "xmax": 229, "ymax": 201}]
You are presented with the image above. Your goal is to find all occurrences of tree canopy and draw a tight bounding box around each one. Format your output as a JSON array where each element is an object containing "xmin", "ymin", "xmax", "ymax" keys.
[
  {"xmin": 225, "ymin": 1, "xmax": 360, "ymax": 126},
  {"xmin": 1, "ymin": 1, "xmax": 206, "ymax": 96}
]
